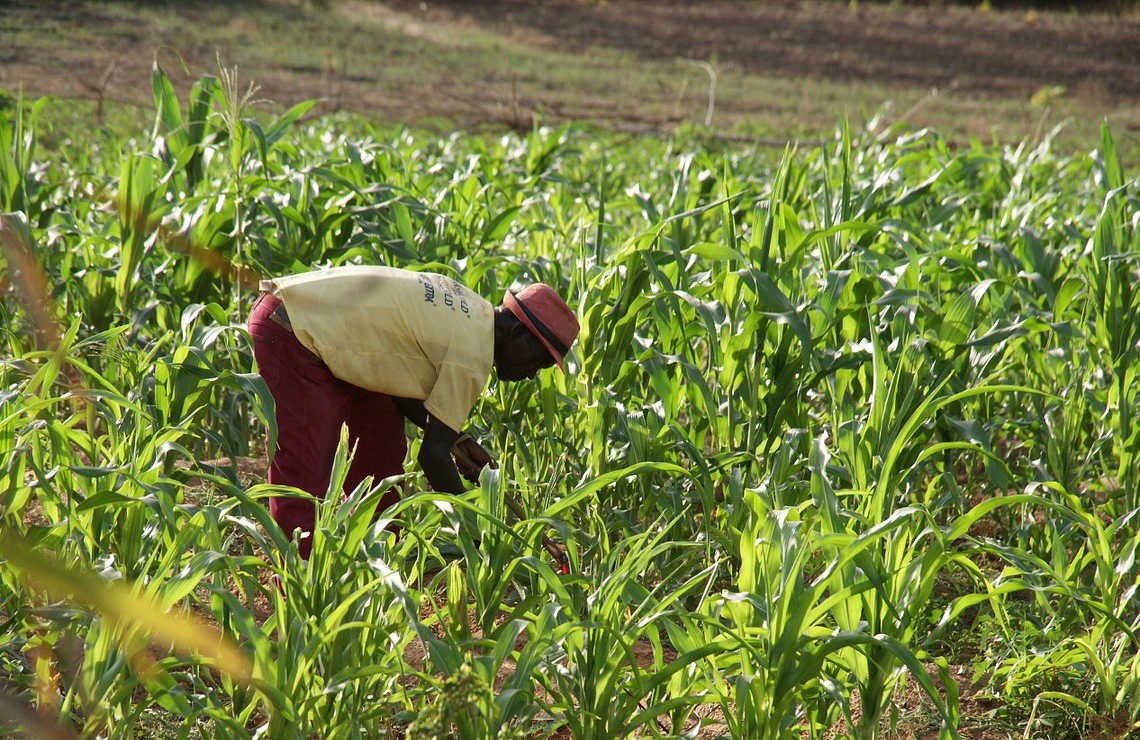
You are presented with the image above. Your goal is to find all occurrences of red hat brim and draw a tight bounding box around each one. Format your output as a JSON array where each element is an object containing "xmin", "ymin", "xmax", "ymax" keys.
[{"xmin": 503, "ymin": 290, "xmax": 565, "ymax": 371}]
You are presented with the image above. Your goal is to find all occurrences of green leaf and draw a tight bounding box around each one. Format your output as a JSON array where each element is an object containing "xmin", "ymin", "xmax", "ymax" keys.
[
  {"xmin": 480, "ymin": 205, "xmax": 520, "ymax": 245},
  {"xmin": 1053, "ymin": 276, "xmax": 1084, "ymax": 322},
  {"xmin": 939, "ymin": 291, "xmax": 974, "ymax": 347},
  {"xmin": 265, "ymin": 100, "xmax": 316, "ymax": 147},
  {"xmin": 686, "ymin": 242, "xmax": 745, "ymax": 262},
  {"xmin": 151, "ymin": 61, "xmax": 184, "ymax": 144}
]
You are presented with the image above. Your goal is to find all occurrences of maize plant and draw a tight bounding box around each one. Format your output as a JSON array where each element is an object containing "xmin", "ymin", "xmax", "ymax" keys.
[{"xmin": 1, "ymin": 65, "xmax": 1139, "ymax": 740}]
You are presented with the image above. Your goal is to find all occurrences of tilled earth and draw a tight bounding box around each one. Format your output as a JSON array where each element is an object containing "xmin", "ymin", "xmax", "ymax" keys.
[
  {"xmin": 1, "ymin": 0, "xmax": 1138, "ymax": 132},
  {"xmin": 393, "ymin": 0, "xmax": 1140, "ymax": 102}
]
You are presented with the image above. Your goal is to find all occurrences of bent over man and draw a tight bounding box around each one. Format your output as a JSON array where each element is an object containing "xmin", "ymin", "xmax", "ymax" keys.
[{"xmin": 247, "ymin": 265, "xmax": 579, "ymax": 558}]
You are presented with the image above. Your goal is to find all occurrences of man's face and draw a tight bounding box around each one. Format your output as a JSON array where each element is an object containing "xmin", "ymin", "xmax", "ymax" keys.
[{"xmin": 495, "ymin": 329, "xmax": 555, "ymax": 382}]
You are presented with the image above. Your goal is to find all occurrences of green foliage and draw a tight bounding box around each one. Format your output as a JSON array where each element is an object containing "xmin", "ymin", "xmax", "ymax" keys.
[{"xmin": 1, "ymin": 66, "xmax": 1139, "ymax": 739}]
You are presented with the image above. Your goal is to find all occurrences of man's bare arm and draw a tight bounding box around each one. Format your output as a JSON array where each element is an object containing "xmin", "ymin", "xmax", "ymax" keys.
[
  {"xmin": 391, "ymin": 396, "xmax": 494, "ymax": 488},
  {"xmin": 390, "ymin": 396, "xmax": 468, "ymax": 493},
  {"xmin": 390, "ymin": 395, "xmax": 429, "ymax": 429},
  {"xmin": 418, "ymin": 416, "xmax": 467, "ymax": 494}
]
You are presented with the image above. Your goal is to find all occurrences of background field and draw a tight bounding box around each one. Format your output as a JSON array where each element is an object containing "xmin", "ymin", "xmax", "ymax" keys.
[
  {"xmin": 3, "ymin": 1, "xmax": 1140, "ymax": 739},
  {"xmin": 3, "ymin": 0, "xmax": 1140, "ymax": 151}
]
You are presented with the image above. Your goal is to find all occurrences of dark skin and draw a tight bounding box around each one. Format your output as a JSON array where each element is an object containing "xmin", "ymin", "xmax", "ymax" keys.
[{"xmin": 390, "ymin": 307, "xmax": 556, "ymax": 495}]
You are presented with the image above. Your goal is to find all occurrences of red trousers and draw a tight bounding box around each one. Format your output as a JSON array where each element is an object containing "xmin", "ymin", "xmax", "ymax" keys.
[{"xmin": 248, "ymin": 292, "xmax": 407, "ymax": 558}]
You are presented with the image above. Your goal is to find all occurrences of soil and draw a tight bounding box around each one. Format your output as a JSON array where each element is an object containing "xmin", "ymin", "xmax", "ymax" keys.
[
  {"xmin": 1, "ymin": 0, "xmax": 1138, "ymax": 132},
  {"xmin": 393, "ymin": 0, "xmax": 1140, "ymax": 102}
]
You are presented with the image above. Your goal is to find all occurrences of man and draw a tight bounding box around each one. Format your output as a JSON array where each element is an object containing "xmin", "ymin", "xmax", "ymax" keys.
[{"xmin": 247, "ymin": 265, "xmax": 579, "ymax": 558}]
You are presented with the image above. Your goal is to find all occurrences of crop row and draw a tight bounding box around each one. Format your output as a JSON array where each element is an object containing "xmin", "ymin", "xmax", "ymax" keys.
[{"xmin": 1, "ymin": 65, "xmax": 1139, "ymax": 739}]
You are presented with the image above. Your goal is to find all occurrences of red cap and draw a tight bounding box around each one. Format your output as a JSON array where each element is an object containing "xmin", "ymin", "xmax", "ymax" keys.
[{"xmin": 502, "ymin": 283, "xmax": 579, "ymax": 371}]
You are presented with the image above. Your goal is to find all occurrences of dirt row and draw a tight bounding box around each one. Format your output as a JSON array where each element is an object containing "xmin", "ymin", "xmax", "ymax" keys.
[
  {"xmin": 3, "ymin": 0, "xmax": 1140, "ymax": 131},
  {"xmin": 393, "ymin": 0, "xmax": 1140, "ymax": 103}
]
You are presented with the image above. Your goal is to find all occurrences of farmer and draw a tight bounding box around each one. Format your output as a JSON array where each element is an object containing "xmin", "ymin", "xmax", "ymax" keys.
[{"xmin": 248, "ymin": 265, "xmax": 579, "ymax": 558}]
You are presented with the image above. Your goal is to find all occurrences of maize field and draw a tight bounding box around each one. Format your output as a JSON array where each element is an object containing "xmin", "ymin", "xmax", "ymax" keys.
[{"xmin": 2, "ymin": 64, "xmax": 1140, "ymax": 739}]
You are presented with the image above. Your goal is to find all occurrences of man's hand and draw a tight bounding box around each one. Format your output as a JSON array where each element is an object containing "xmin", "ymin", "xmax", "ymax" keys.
[{"xmin": 452, "ymin": 437, "xmax": 495, "ymax": 483}]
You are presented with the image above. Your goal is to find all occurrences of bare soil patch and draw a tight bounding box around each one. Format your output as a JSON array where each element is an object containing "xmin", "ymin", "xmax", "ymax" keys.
[
  {"xmin": 2, "ymin": 0, "xmax": 1138, "ymax": 138},
  {"xmin": 396, "ymin": 0, "xmax": 1140, "ymax": 103}
]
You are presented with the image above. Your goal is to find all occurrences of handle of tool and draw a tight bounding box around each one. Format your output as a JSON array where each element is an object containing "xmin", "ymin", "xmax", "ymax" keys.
[
  {"xmin": 453, "ymin": 441, "xmax": 568, "ymax": 571},
  {"xmin": 503, "ymin": 492, "xmax": 566, "ymax": 569}
]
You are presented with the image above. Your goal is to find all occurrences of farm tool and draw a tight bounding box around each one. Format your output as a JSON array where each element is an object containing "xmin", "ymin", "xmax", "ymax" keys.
[
  {"xmin": 452, "ymin": 443, "xmax": 570, "ymax": 574},
  {"xmin": 503, "ymin": 492, "xmax": 570, "ymax": 575}
]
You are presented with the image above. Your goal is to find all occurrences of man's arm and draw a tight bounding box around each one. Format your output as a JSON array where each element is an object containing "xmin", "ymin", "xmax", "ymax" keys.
[
  {"xmin": 419, "ymin": 417, "xmax": 467, "ymax": 495},
  {"xmin": 390, "ymin": 395, "xmax": 430, "ymax": 429},
  {"xmin": 390, "ymin": 396, "xmax": 481, "ymax": 493}
]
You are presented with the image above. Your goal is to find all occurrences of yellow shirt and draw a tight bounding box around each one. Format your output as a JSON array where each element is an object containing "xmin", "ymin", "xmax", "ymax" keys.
[{"xmin": 263, "ymin": 266, "xmax": 494, "ymax": 433}]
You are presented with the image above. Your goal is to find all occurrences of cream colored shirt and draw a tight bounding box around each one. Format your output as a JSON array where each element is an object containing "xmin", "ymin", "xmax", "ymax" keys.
[{"xmin": 263, "ymin": 266, "xmax": 494, "ymax": 433}]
